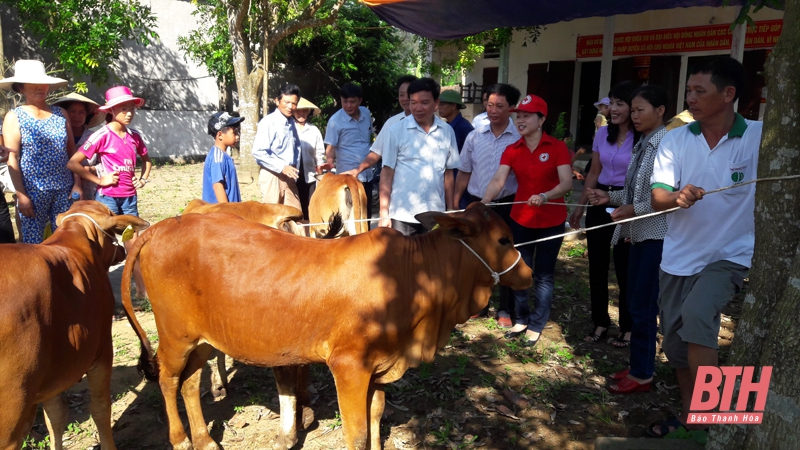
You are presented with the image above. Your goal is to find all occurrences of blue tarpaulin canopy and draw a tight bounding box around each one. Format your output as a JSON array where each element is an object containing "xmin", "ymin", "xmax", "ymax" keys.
[{"xmin": 362, "ymin": 0, "xmax": 746, "ymax": 39}]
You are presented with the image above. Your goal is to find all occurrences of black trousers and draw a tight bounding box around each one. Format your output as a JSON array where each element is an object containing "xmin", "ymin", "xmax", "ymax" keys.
[
  {"xmin": 468, "ymin": 193, "xmax": 517, "ymax": 316},
  {"xmin": 0, "ymin": 197, "xmax": 15, "ymax": 243},
  {"xmin": 361, "ymin": 179, "xmax": 377, "ymax": 222},
  {"xmin": 296, "ymin": 177, "xmax": 315, "ymax": 220},
  {"xmin": 585, "ymin": 194, "xmax": 631, "ymax": 333}
]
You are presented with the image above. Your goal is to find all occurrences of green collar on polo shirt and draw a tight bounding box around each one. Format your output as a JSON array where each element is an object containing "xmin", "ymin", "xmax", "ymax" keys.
[{"xmin": 688, "ymin": 113, "xmax": 748, "ymax": 138}]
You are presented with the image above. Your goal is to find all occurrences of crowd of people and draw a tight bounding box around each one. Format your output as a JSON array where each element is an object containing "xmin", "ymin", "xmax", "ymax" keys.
[{"xmin": 0, "ymin": 55, "xmax": 760, "ymax": 438}]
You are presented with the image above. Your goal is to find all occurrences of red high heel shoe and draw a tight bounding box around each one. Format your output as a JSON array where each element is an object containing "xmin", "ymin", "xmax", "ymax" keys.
[{"xmin": 608, "ymin": 377, "xmax": 651, "ymax": 394}]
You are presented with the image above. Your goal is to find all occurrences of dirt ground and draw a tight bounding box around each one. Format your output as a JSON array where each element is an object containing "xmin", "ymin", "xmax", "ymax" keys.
[{"xmin": 18, "ymin": 162, "xmax": 744, "ymax": 449}]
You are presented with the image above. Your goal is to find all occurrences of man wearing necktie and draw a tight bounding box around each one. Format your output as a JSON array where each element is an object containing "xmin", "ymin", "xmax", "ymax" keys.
[{"xmin": 252, "ymin": 84, "xmax": 303, "ymax": 209}]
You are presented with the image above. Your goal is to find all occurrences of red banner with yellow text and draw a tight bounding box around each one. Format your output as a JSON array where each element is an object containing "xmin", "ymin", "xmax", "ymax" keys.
[{"xmin": 576, "ymin": 20, "xmax": 782, "ymax": 58}]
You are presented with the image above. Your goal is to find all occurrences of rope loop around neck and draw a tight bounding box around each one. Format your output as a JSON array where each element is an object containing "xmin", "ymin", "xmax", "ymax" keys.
[
  {"xmin": 59, "ymin": 213, "xmax": 121, "ymax": 247},
  {"xmin": 458, "ymin": 239, "xmax": 522, "ymax": 286}
]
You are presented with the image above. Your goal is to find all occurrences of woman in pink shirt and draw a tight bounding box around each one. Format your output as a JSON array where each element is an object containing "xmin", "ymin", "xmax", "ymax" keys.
[
  {"xmin": 68, "ymin": 86, "xmax": 152, "ymax": 299},
  {"xmin": 569, "ymin": 81, "xmax": 640, "ymax": 347}
]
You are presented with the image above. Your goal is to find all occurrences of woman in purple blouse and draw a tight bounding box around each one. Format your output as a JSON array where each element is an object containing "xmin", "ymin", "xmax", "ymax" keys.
[{"xmin": 569, "ymin": 80, "xmax": 640, "ymax": 347}]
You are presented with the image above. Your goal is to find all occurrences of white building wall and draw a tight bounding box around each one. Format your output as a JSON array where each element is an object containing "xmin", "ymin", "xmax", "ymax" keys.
[
  {"xmin": 1, "ymin": 0, "xmax": 219, "ymax": 162},
  {"xmin": 134, "ymin": 110, "xmax": 214, "ymax": 161},
  {"xmin": 100, "ymin": 0, "xmax": 218, "ymax": 161},
  {"xmin": 466, "ymin": 5, "xmax": 784, "ymax": 88}
]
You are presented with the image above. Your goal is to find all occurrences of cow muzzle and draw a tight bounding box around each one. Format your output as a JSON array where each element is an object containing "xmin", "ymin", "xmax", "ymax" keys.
[{"xmin": 458, "ymin": 239, "xmax": 522, "ymax": 286}]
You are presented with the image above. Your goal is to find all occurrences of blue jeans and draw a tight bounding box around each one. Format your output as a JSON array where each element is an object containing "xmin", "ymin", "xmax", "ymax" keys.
[
  {"xmin": 96, "ymin": 194, "xmax": 139, "ymax": 217},
  {"xmin": 627, "ymin": 239, "xmax": 663, "ymax": 379},
  {"xmin": 510, "ymin": 221, "xmax": 564, "ymax": 333}
]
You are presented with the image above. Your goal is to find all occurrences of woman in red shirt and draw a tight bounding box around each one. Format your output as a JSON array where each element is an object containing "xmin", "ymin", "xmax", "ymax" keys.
[{"xmin": 482, "ymin": 95, "xmax": 573, "ymax": 346}]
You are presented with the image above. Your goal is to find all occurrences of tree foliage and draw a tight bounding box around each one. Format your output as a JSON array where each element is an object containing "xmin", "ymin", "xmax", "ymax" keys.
[
  {"xmin": 2, "ymin": 0, "xmax": 158, "ymax": 84},
  {"xmin": 178, "ymin": 1, "xmax": 406, "ymax": 137},
  {"xmin": 176, "ymin": 0, "xmax": 349, "ymax": 181},
  {"xmin": 177, "ymin": 2, "xmax": 233, "ymax": 84},
  {"xmin": 177, "ymin": 0, "xmax": 347, "ymax": 104},
  {"xmin": 269, "ymin": 2, "xmax": 406, "ymax": 129},
  {"xmin": 417, "ymin": 26, "xmax": 542, "ymax": 84}
]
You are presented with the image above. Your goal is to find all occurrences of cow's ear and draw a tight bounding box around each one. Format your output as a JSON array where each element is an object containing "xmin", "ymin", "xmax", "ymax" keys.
[
  {"xmin": 416, "ymin": 212, "xmax": 479, "ymax": 239},
  {"xmin": 415, "ymin": 211, "xmax": 448, "ymax": 231},
  {"xmin": 107, "ymin": 215, "xmax": 150, "ymax": 235}
]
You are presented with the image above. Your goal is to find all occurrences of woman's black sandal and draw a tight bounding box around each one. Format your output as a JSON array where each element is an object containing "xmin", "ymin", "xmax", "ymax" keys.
[
  {"xmin": 611, "ymin": 337, "xmax": 631, "ymax": 348},
  {"xmin": 583, "ymin": 328, "xmax": 608, "ymax": 342}
]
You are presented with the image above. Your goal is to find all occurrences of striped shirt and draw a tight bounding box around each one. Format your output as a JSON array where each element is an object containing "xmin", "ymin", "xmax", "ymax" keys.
[
  {"xmin": 459, "ymin": 122, "xmax": 519, "ymax": 199},
  {"xmin": 471, "ymin": 112, "xmax": 514, "ymax": 130}
]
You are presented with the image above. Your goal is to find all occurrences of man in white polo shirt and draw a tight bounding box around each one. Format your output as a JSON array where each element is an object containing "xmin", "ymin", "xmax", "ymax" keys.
[
  {"xmin": 344, "ymin": 75, "xmax": 417, "ymax": 179},
  {"xmin": 379, "ymin": 77, "xmax": 460, "ymax": 236},
  {"xmin": 648, "ymin": 57, "xmax": 761, "ymax": 436}
]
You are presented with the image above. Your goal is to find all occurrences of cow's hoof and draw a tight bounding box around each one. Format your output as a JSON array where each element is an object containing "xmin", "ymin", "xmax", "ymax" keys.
[
  {"xmin": 211, "ymin": 386, "xmax": 227, "ymax": 401},
  {"xmin": 272, "ymin": 434, "xmax": 298, "ymax": 450},
  {"xmin": 300, "ymin": 406, "xmax": 315, "ymax": 430},
  {"xmin": 173, "ymin": 437, "xmax": 193, "ymax": 450},
  {"xmin": 197, "ymin": 440, "xmax": 221, "ymax": 450}
]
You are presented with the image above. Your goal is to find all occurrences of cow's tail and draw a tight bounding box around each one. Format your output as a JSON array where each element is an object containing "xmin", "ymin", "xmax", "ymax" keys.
[
  {"xmin": 121, "ymin": 226, "xmax": 160, "ymax": 382},
  {"xmin": 321, "ymin": 212, "xmax": 345, "ymax": 239}
]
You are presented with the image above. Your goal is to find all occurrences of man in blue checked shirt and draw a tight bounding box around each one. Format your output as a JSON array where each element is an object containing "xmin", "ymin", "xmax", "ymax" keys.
[{"xmin": 252, "ymin": 84, "xmax": 302, "ymax": 210}]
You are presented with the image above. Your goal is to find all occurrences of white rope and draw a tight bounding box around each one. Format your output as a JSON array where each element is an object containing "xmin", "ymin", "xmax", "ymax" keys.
[
  {"xmin": 294, "ymin": 175, "xmax": 800, "ymax": 233},
  {"xmin": 487, "ymin": 200, "xmax": 598, "ymax": 207},
  {"xmin": 58, "ymin": 213, "xmax": 121, "ymax": 246},
  {"xmin": 458, "ymin": 239, "xmax": 522, "ymax": 286},
  {"xmin": 513, "ymin": 174, "xmax": 800, "ymax": 248},
  {"xmin": 296, "ymin": 202, "xmax": 580, "ymax": 228}
]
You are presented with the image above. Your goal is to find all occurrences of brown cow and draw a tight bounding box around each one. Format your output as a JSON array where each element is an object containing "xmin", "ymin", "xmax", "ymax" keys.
[
  {"xmin": 0, "ymin": 201, "xmax": 148, "ymax": 450},
  {"xmin": 308, "ymin": 173, "xmax": 368, "ymax": 237},
  {"xmin": 182, "ymin": 199, "xmax": 307, "ymax": 403},
  {"xmin": 183, "ymin": 199, "xmax": 305, "ymax": 236},
  {"xmin": 121, "ymin": 203, "xmax": 531, "ymax": 450},
  {"xmin": 180, "ymin": 199, "xmax": 342, "ymax": 438}
]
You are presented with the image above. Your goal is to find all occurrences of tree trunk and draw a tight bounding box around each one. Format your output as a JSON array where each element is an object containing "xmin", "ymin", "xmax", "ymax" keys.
[
  {"xmin": 707, "ymin": 0, "xmax": 800, "ymax": 447},
  {"xmin": 262, "ymin": 43, "xmax": 271, "ymax": 116},
  {"xmin": 227, "ymin": 2, "xmax": 263, "ymax": 185}
]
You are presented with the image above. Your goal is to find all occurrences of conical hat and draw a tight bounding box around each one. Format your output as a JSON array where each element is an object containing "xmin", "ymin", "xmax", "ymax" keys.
[{"xmin": 51, "ymin": 93, "xmax": 105, "ymax": 128}]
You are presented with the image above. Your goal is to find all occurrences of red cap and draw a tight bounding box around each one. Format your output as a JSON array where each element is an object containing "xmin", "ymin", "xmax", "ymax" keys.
[{"xmin": 510, "ymin": 94, "xmax": 548, "ymax": 116}]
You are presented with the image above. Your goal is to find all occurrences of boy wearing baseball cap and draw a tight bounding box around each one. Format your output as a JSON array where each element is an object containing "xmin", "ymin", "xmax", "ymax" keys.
[{"xmin": 203, "ymin": 112, "xmax": 245, "ymax": 203}]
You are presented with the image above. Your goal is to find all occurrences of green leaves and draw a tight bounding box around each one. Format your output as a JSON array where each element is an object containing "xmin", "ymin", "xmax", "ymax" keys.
[
  {"xmin": 4, "ymin": 0, "xmax": 158, "ymax": 84},
  {"xmin": 416, "ymin": 26, "xmax": 543, "ymax": 79},
  {"xmin": 179, "ymin": 0, "xmax": 406, "ymax": 126},
  {"xmin": 728, "ymin": 0, "xmax": 782, "ymax": 28}
]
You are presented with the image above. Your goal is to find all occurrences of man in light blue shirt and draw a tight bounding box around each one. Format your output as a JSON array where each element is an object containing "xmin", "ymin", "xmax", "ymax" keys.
[
  {"xmin": 379, "ymin": 77, "xmax": 460, "ymax": 236},
  {"xmin": 324, "ymin": 83, "xmax": 374, "ymax": 216},
  {"xmin": 343, "ymin": 75, "xmax": 417, "ymax": 178},
  {"xmin": 252, "ymin": 84, "xmax": 302, "ymax": 209}
]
